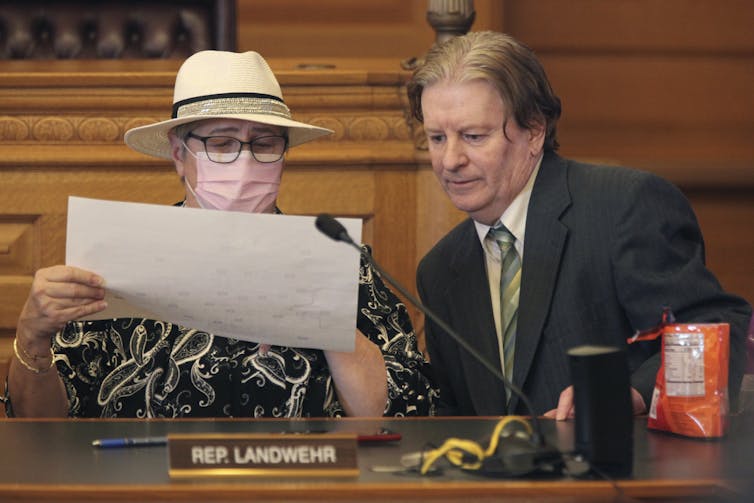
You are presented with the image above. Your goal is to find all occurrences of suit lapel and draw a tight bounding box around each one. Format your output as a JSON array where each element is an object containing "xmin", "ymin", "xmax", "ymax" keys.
[
  {"xmin": 509, "ymin": 153, "xmax": 571, "ymax": 413},
  {"xmin": 446, "ymin": 221, "xmax": 508, "ymax": 415}
]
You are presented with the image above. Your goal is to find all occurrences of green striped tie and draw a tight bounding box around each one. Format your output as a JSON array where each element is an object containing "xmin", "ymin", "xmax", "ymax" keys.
[{"xmin": 489, "ymin": 224, "xmax": 521, "ymax": 385}]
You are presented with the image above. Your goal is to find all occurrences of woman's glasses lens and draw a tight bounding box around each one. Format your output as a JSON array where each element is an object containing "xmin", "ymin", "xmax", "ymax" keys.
[{"xmin": 189, "ymin": 133, "xmax": 287, "ymax": 163}]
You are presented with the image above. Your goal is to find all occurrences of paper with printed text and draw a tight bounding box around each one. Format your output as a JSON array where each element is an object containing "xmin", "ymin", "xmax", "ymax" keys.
[{"xmin": 65, "ymin": 197, "xmax": 362, "ymax": 351}]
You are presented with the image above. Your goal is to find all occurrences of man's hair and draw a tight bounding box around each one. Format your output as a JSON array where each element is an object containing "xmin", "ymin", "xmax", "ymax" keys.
[{"xmin": 406, "ymin": 31, "xmax": 562, "ymax": 152}]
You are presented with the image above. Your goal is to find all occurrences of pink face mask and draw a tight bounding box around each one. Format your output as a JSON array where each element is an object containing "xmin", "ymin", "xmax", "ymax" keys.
[{"xmin": 185, "ymin": 151, "xmax": 283, "ymax": 213}]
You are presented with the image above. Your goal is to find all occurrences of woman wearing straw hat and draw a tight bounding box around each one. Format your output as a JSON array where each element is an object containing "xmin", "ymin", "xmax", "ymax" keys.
[{"xmin": 7, "ymin": 51, "xmax": 436, "ymax": 418}]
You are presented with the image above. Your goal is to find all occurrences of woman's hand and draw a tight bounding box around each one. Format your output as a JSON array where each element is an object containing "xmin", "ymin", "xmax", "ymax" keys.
[
  {"xmin": 17, "ymin": 265, "xmax": 106, "ymax": 349},
  {"xmin": 9, "ymin": 265, "xmax": 103, "ymax": 417}
]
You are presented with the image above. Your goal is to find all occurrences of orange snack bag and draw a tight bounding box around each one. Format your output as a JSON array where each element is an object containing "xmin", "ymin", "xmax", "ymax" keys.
[{"xmin": 628, "ymin": 309, "xmax": 729, "ymax": 438}]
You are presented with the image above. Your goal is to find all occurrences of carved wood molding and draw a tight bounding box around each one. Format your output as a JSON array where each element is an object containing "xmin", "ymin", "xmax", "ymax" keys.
[
  {"xmin": 0, "ymin": 59, "xmax": 429, "ymax": 165},
  {"xmin": 0, "ymin": 113, "xmax": 414, "ymax": 143}
]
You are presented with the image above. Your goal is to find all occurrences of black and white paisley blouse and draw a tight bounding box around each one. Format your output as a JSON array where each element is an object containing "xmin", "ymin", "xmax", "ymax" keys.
[{"xmin": 52, "ymin": 248, "xmax": 437, "ymax": 418}]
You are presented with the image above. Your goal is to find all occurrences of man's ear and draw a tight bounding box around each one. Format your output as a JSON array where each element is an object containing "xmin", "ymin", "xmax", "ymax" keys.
[
  {"xmin": 168, "ymin": 132, "xmax": 186, "ymax": 177},
  {"xmin": 528, "ymin": 119, "xmax": 546, "ymax": 155}
]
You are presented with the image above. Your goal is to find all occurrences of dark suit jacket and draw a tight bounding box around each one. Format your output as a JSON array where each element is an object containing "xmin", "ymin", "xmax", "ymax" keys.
[{"xmin": 417, "ymin": 152, "xmax": 751, "ymax": 416}]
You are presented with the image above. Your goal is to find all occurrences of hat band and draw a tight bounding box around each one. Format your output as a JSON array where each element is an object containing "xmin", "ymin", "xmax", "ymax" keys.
[{"xmin": 172, "ymin": 92, "xmax": 291, "ymax": 120}]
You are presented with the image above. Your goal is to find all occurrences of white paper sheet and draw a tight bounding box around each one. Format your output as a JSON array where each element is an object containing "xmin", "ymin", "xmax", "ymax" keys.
[{"xmin": 65, "ymin": 197, "xmax": 362, "ymax": 351}]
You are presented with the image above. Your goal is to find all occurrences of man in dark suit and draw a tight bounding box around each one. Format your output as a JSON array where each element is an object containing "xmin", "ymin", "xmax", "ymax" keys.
[{"xmin": 407, "ymin": 31, "xmax": 751, "ymax": 418}]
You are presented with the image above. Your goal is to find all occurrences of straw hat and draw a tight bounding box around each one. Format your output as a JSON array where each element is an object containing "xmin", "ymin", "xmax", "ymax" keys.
[{"xmin": 124, "ymin": 50, "xmax": 333, "ymax": 160}]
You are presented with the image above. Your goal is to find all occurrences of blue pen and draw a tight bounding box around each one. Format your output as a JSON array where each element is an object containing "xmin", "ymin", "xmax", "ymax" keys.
[{"xmin": 92, "ymin": 436, "xmax": 168, "ymax": 448}]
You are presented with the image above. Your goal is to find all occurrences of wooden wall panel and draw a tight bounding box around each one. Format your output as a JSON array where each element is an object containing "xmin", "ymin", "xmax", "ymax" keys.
[
  {"xmin": 235, "ymin": 0, "xmax": 505, "ymax": 59},
  {"xmin": 501, "ymin": 0, "xmax": 754, "ymax": 52},
  {"xmin": 689, "ymin": 190, "xmax": 754, "ymax": 301},
  {"xmin": 544, "ymin": 56, "xmax": 754, "ymax": 165},
  {"xmin": 237, "ymin": 0, "xmax": 434, "ymax": 59}
]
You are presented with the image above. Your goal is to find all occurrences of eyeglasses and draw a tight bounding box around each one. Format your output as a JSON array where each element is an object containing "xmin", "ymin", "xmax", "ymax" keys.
[{"xmin": 186, "ymin": 132, "xmax": 288, "ymax": 164}]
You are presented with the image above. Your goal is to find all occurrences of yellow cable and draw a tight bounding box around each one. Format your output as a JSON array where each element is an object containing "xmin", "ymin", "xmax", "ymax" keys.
[
  {"xmin": 484, "ymin": 416, "xmax": 533, "ymax": 457},
  {"xmin": 419, "ymin": 416, "xmax": 533, "ymax": 475}
]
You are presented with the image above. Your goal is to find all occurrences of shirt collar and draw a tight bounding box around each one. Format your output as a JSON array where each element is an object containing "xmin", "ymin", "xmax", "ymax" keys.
[{"xmin": 474, "ymin": 153, "xmax": 543, "ymax": 248}]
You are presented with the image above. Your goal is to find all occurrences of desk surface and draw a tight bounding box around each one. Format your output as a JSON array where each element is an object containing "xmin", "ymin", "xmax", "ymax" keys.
[{"xmin": 0, "ymin": 415, "xmax": 751, "ymax": 502}]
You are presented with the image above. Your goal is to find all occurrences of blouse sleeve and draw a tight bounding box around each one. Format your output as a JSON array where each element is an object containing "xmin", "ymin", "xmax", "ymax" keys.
[
  {"xmin": 354, "ymin": 246, "xmax": 437, "ymax": 416},
  {"xmin": 53, "ymin": 320, "xmax": 111, "ymax": 417}
]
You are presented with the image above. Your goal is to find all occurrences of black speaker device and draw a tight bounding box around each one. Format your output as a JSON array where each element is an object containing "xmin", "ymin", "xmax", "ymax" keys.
[{"xmin": 568, "ymin": 345, "xmax": 633, "ymax": 478}]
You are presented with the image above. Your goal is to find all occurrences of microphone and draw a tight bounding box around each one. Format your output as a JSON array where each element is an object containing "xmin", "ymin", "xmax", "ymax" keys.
[{"xmin": 315, "ymin": 213, "xmax": 563, "ymax": 475}]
